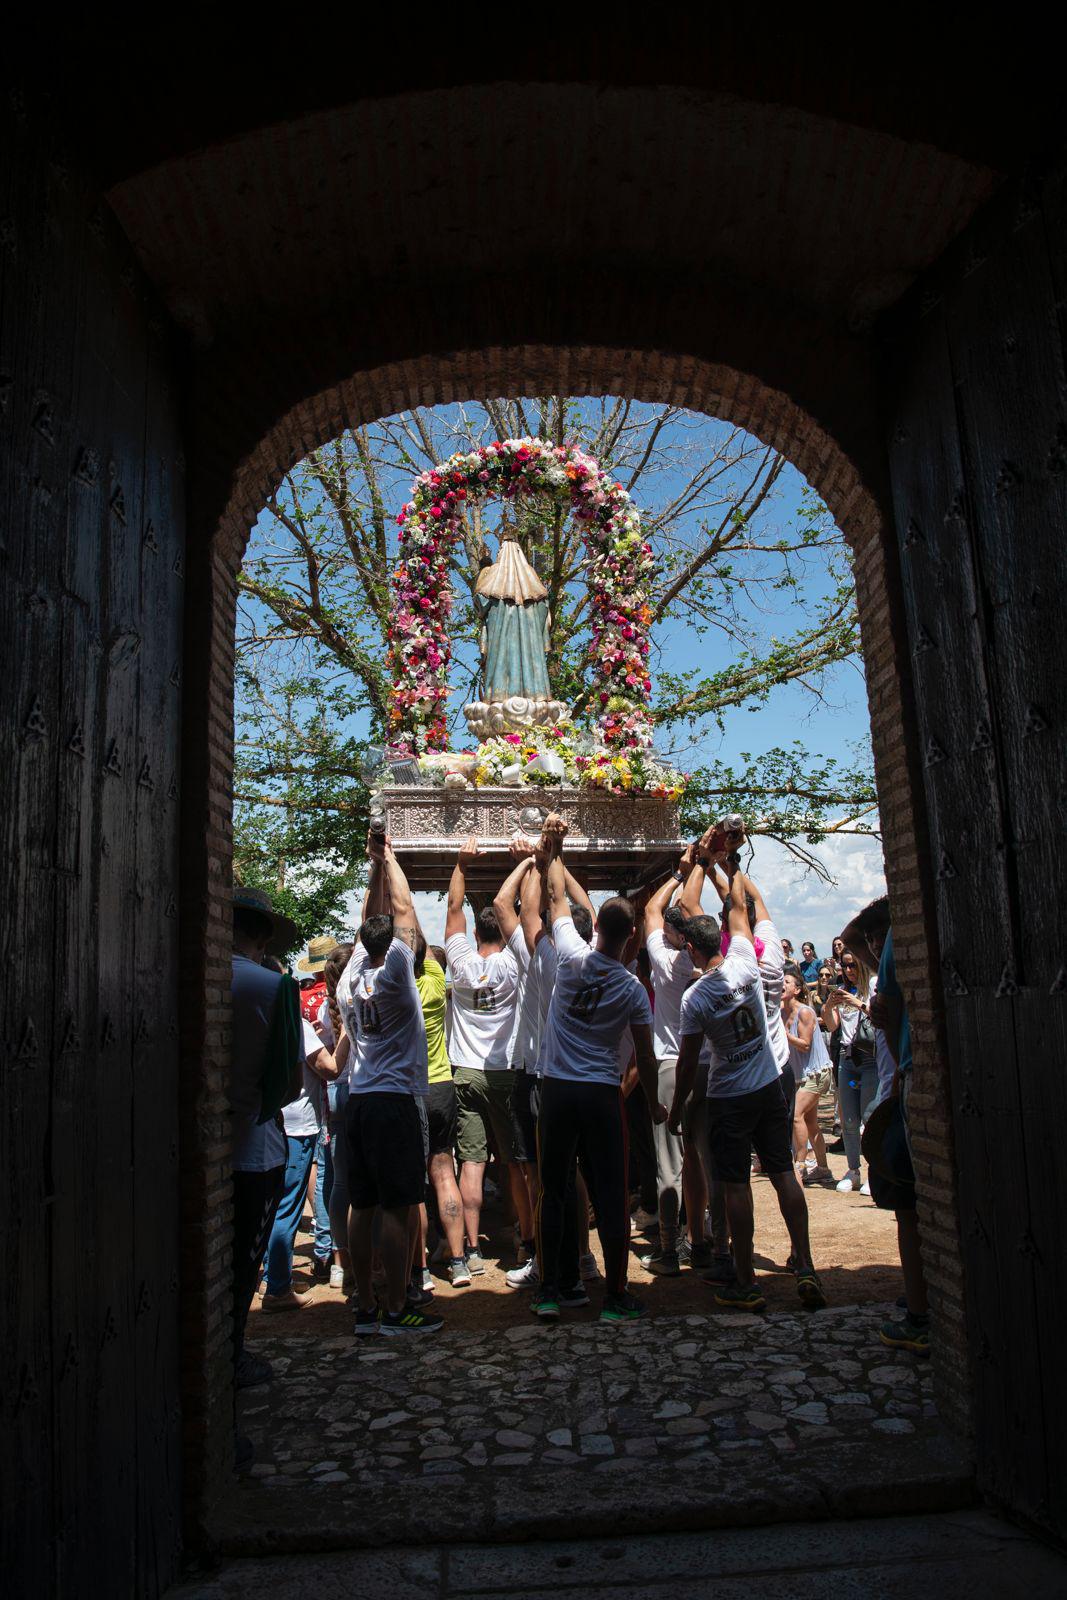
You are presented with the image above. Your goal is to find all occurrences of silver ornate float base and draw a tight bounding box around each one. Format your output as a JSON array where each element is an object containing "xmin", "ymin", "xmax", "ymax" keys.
[{"xmin": 382, "ymin": 785, "xmax": 682, "ymax": 893}]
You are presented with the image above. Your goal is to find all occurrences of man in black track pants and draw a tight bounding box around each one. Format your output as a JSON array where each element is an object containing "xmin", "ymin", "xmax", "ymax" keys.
[{"xmin": 532, "ymin": 814, "xmax": 667, "ymax": 1324}]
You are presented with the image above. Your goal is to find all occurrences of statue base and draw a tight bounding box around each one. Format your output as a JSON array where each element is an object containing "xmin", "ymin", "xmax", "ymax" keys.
[
  {"xmin": 462, "ymin": 695, "xmax": 570, "ymax": 742},
  {"xmin": 381, "ymin": 784, "xmax": 682, "ymax": 894}
]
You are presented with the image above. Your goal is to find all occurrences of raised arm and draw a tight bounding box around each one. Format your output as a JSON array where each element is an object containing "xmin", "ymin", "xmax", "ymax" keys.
[
  {"xmin": 382, "ymin": 842, "xmax": 418, "ymax": 949},
  {"xmin": 736, "ymin": 867, "xmax": 771, "ymax": 927},
  {"xmin": 519, "ymin": 850, "xmax": 546, "ymax": 953},
  {"xmin": 445, "ymin": 834, "xmax": 479, "ymax": 941},
  {"xmin": 362, "ymin": 840, "xmax": 388, "ymax": 921},
  {"xmin": 492, "ymin": 849, "xmax": 534, "ymax": 942},
  {"xmin": 563, "ymin": 867, "xmax": 594, "ymax": 922},
  {"xmin": 645, "ymin": 844, "xmax": 694, "ymax": 934},
  {"xmin": 540, "ymin": 814, "xmax": 569, "ymax": 926},
  {"xmin": 723, "ymin": 859, "xmax": 752, "ymax": 944}
]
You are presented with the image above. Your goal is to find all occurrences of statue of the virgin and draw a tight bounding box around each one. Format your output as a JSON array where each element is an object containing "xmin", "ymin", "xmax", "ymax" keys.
[{"xmin": 463, "ymin": 532, "xmax": 569, "ymax": 741}]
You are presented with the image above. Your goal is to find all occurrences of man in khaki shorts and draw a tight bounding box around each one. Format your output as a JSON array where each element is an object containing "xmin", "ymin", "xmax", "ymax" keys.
[{"xmin": 444, "ymin": 836, "xmax": 521, "ymax": 1275}]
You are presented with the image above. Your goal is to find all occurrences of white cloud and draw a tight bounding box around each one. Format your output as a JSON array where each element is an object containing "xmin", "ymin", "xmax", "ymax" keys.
[{"xmin": 731, "ymin": 833, "xmax": 886, "ymax": 957}]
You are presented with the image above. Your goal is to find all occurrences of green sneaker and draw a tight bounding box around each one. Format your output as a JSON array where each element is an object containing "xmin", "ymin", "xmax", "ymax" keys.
[
  {"xmin": 531, "ymin": 1291, "xmax": 560, "ymax": 1321},
  {"xmin": 714, "ymin": 1280, "xmax": 766, "ymax": 1312},
  {"xmin": 880, "ymin": 1314, "xmax": 930, "ymax": 1355},
  {"xmin": 600, "ymin": 1290, "xmax": 645, "ymax": 1323}
]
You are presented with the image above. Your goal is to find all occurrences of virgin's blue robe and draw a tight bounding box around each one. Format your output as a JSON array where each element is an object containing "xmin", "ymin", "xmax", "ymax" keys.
[{"xmin": 477, "ymin": 593, "xmax": 552, "ymax": 701}]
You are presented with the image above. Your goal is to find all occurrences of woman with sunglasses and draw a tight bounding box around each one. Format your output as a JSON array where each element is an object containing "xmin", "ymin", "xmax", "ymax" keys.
[{"xmin": 821, "ymin": 950, "xmax": 877, "ymax": 1194}]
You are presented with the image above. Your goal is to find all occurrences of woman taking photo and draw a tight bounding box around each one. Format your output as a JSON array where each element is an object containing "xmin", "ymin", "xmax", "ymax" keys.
[
  {"xmin": 822, "ymin": 951, "xmax": 878, "ymax": 1194},
  {"xmin": 782, "ymin": 970, "xmax": 833, "ymax": 1184}
]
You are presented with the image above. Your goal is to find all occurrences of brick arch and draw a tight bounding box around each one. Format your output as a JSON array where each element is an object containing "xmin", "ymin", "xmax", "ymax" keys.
[
  {"xmin": 182, "ymin": 341, "xmax": 954, "ymax": 1536},
  {"xmin": 212, "ymin": 347, "xmax": 882, "ymax": 577}
]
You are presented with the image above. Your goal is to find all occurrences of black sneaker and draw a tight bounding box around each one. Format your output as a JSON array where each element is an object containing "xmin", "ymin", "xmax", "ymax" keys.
[
  {"xmin": 531, "ymin": 1290, "xmax": 561, "ymax": 1321},
  {"xmin": 700, "ymin": 1252, "xmax": 734, "ymax": 1285},
  {"xmin": 379, "ymin": 1305, "xmax": 444, "ymax": 1336},
  {"xmin": 354, "ymin": 1306, "xmax": 380, "ymax": 1336},
  {"xmin": 235, "ymin": 1349, "xmax": 273, "ymax": 1389},
  {"xmin": 312, "ymin": 1254, "xmax": 332, "ymax": 1283},
  {"xmin": 600, "ymin": 1290, "xmax": 645, "ymax": 1323},
  {"xmin": 558, "ymin": 1283, "xmax": 590, "ymax": 1308},
  {"xmin": 638, "ymin": 1249, "xmax": 681, "ymax": 1276}
]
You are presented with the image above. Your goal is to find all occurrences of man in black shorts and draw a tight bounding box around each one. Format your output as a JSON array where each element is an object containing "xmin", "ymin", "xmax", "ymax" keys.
[
  {"xmin": 669, "ymin": 856, "xmax": 825, "ymax": 1313},
  {"xmin": 337, "ymin": 834, "xmax": 443, "ymax": 1335}
]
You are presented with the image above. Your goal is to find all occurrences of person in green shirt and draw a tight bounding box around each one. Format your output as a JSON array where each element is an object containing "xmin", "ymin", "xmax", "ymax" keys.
[{"xmin": 416, "ymin": 935, "xmax": 469, "ymax": 1286}]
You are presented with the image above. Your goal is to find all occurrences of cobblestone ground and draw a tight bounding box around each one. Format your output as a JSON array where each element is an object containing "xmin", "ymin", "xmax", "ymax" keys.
[{"xmin": 241, "ymin": 1303, "xmax": 934, "ymax": 1491}]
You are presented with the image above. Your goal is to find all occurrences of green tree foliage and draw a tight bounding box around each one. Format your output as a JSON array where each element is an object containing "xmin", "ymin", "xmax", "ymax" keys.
[{"xmin": 236, "ymin": 398, "xmax": 876, "ymax": 930}]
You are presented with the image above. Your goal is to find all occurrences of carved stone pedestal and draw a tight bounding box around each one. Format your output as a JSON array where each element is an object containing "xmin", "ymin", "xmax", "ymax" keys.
[{"xmin": 382, "ymin": 785, "xmax": 682, "ymax": 894}]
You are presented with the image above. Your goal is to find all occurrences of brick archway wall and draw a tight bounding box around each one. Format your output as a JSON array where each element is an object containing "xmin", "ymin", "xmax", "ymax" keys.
[{"xmin": 179, "ymin": 345, "xmax": 961, "ymax": 1542}]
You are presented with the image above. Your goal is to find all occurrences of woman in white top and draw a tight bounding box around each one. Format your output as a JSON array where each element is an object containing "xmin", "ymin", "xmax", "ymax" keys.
[{"xmin": 782, "ymin": 970, "xmax": 833, "ymax": 1184}]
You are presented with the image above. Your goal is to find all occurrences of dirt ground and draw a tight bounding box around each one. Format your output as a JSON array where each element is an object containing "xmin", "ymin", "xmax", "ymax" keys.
[{"xmin": 248, "ymin": 1106, "xmax": 901, "ymax": 1341}]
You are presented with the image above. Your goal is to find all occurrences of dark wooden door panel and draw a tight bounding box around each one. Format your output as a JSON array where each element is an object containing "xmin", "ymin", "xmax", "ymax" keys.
[{"xmin": 884, "ymin": 171, "xmax": 1067, "ymax": 1539}]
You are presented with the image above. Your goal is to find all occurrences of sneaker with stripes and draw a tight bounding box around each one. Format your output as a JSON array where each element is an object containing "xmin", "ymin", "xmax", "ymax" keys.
[{"xmin": 379, "ymin": 1305, "xmax": 444, "ymax": 1335}]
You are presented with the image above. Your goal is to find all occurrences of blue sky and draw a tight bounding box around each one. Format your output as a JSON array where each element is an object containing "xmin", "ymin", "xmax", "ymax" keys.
[{"xmin": 241, "ymin": 399, "xmax": 885, "ymax": 952}]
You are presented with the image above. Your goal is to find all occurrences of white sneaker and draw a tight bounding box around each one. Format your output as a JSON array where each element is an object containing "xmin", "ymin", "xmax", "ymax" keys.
[
  {"xmin": 860, "ymin": 1181, "xmax": 871, "ymax": 1197},
  {"xmin": 836, "ymin": 1170, "xmax": 862, "ymax": 1193},
  {"xmin": 632, "ymin": 1207, "xmax": 659, "ymax": 1232},
  {"xmin": 579, "ymin": 1251, "xmax": 602, "ymax": 1281},
  {"xmin": 329, "ymin": 1264, "xmax": 344, "ymax": 1289},
  {"xmin": 449, "ymin": 1258, "xmax": 473, "ymax": 1288},
  {"xmin": 505, "ymin": 1257, "xmax": 539, "ymax": 1289}
]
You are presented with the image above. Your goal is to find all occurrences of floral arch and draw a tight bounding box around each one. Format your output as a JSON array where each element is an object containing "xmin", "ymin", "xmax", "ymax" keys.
[{"xmin": 387, "ymin": 438, "xmax": 683, "ymax": 795}]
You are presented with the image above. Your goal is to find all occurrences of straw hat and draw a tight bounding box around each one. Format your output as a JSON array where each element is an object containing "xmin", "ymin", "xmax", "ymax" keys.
[
  {"xmin": 232, "ymin": 885, "xmax": 301, "ymax": 958},
  {"xmin": 297, "ymin": 936, "xmax": 334, "ymax": 974}
]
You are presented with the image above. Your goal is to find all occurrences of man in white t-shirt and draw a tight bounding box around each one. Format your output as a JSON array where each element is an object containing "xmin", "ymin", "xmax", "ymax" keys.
[
  {"xmin": 669, "ymin": 858, "xmax": 825, "ymax": 1314},
  {"xmin": 640, "ymin": 845, "xmax": 705, "ymax": 1275},
  {"xmin": 337, "ymin": 836, "xmax": 443, "ymax": 1336},
  {"xmin": 445, "ymin": 835, "xmax": 521, "ymax": 1274},
  {"xmin": 534, "ymin": 815, "xmax": 665, "ymax": 1324},
  {"xmin": 497, "ymin": 838, "xmax": 598, "ymax": 1290}
]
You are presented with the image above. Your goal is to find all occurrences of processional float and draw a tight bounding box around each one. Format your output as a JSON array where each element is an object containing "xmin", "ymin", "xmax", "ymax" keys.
[{"xmin": 368, "ymin": 437, "xmax": 689, "ymax": 894}]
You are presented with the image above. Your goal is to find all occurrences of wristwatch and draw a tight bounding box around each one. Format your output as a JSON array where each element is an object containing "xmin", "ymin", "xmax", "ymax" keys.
[{"xmin": 672, "ymin": 869, "xmax": 685, "ymax": 882}]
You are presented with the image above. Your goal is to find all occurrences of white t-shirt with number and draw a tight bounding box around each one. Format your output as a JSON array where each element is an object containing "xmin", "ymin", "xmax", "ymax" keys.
[
  {"xmin": 339, "ymin": 939, "xmax": 428, "ymax": 1096},
  {"xmin": 539, "ymin": 919, "xmax": 653, "ymax": 1086},
  {"xmin": 646, "ymin": 927, "xmax": 696, "ymax": 1059},
  {"xmin": 754, "ymin": 918, "xmax": 789, "ymax": 1073},
  {"xmin": 445, "ymin": 933, "xmax": 520, "ymax": 1071},
  {"xmin": 680, "ymin": 935, "xmax": 781, "ymax": 1100}
]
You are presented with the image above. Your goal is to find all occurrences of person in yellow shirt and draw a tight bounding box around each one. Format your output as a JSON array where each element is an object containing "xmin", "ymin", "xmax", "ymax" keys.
[{"xmin": 416, "ymin": 935, "xmax": 470, "ymax": 1286}]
